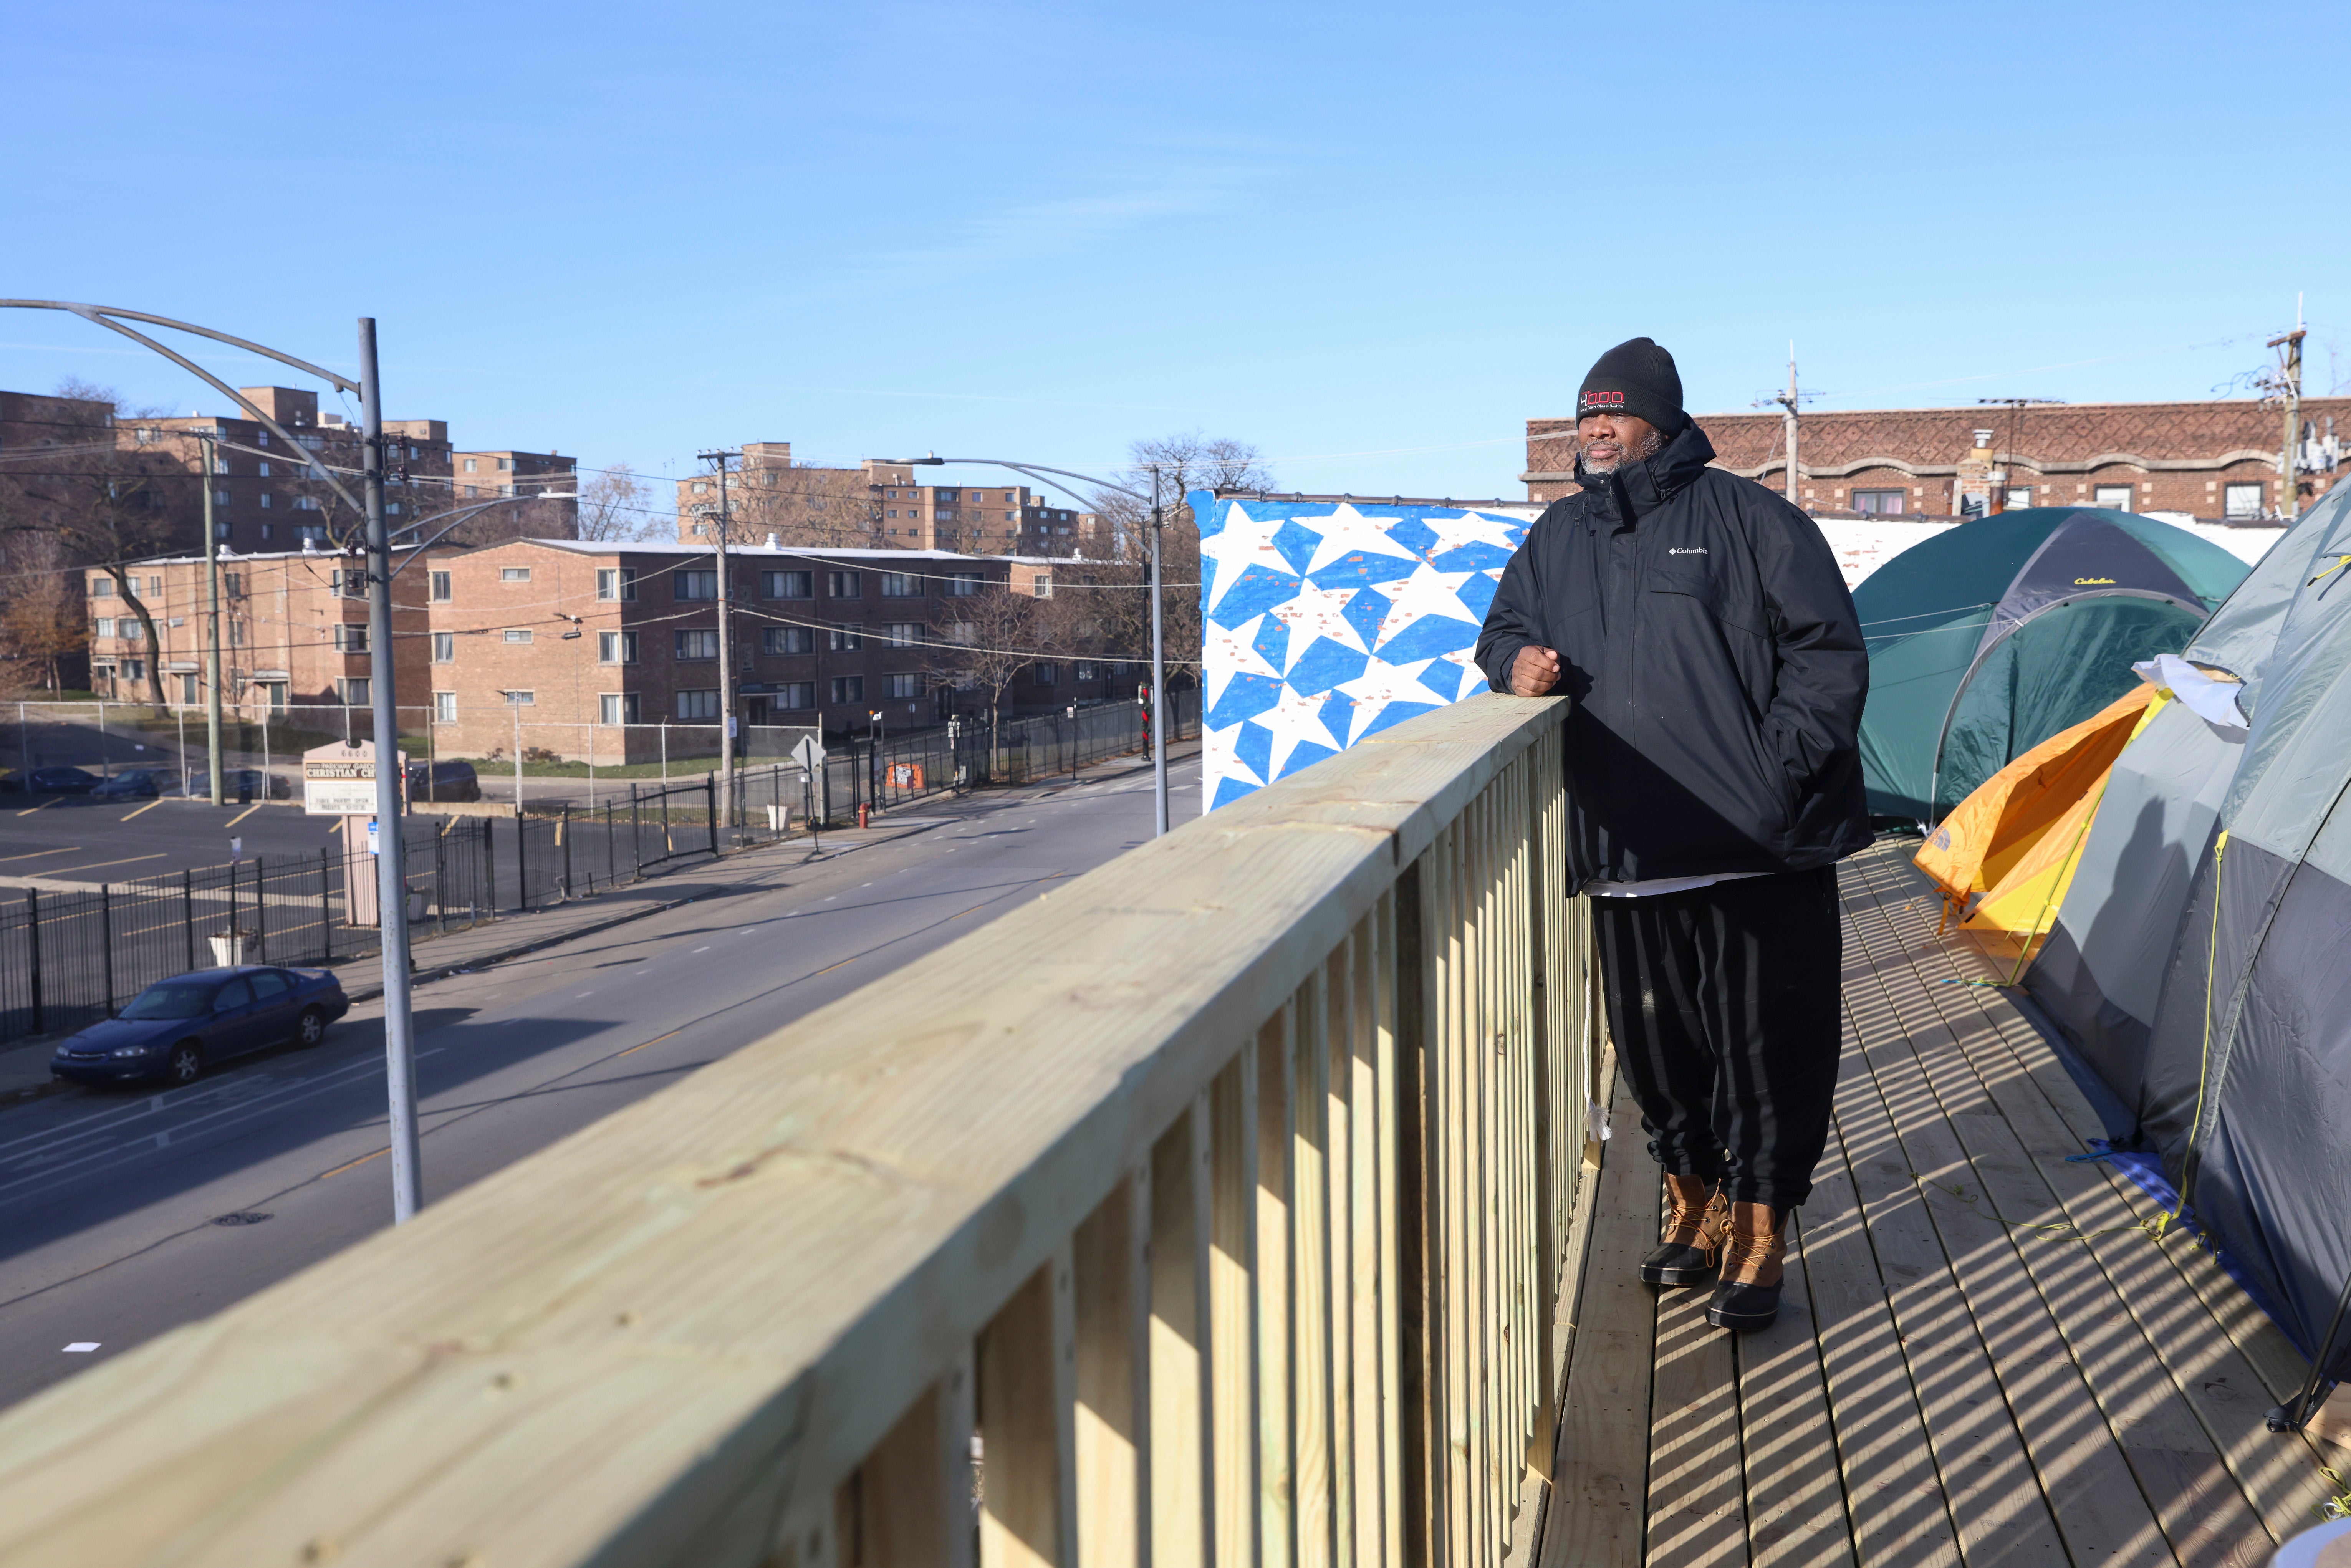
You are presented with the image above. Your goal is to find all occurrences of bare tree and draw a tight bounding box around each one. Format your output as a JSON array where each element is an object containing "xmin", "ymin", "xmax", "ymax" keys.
[
  {"xmin": 0, "ymin": 381, "xmax": 186, "ymax": 704},
  {"xmin": 936, "ymin": 576, "xmax": 1057, "ymax": 760},
  {"xmin": 1080, "ymin": 433, "xmax": 1275, "ymax": 689},
  {"xmin": 0, "ymin": 530, "xmax": 85, "ymax": 694},
  {"xmin": 576, "ymin": 463, "xmax": 659, "ymax": 541}
]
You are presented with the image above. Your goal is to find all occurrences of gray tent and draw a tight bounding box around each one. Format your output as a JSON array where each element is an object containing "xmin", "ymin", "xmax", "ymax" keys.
[{"xmin": 2027, "ymin": 487, "xmax": 2351, "ymax": 1416}]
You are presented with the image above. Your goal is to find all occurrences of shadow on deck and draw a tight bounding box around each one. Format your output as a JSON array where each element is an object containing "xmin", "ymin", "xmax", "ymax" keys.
[{"xmin": 1535, "ymin": 839, "xmax": 2349, "ymax": 1568}]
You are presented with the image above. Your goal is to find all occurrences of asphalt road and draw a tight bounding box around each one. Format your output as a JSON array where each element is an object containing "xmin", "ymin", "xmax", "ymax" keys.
[{"xmin": 0, "ymin": 752, "xmax": 1202, "ymax": 1410}]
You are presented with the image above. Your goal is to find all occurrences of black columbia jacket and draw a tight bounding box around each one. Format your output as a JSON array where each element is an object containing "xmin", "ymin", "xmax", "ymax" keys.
[{"xmin": 1475, "ymin": 420, "xmax": 1870, "ymax": 889}]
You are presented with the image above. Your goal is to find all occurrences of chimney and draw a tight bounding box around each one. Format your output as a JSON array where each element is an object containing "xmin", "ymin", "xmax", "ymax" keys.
[{"xmin": 766, "ymin": 532, "xmax": 778, "ymax": 548}]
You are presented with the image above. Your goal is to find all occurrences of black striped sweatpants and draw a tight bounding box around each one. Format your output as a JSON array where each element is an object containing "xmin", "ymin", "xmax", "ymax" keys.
[{"xmin": 1590, "ymin": 865, "xmax": 1843, "ymax": 1211}]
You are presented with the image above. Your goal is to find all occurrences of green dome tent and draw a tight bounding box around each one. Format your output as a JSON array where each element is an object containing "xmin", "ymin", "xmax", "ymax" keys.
[{"xmin": 1856, "ymin": 507, "xmax": 2249, "ymax": 826}]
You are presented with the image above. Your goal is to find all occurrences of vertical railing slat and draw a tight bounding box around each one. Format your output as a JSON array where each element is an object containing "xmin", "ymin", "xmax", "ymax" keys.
[
  {"xmin": 1149, "ymin": 1109, "xmax": 1206, "ymax": 1568},
  {"xmin": 1074, "ymin": 1172, "xmax": 1147, "ymax": 1567},
  {"xmin": 1292, "ymin": 969, "xmax": 1336, "ymax": 1568},
  {"xmin": 1210, "ymin": 1047, "xmax": 1260, "ymax": 1565},
  {"xmin": 1257, "ymin": 1007, "xmax": 1296, "ymax": 1568}
]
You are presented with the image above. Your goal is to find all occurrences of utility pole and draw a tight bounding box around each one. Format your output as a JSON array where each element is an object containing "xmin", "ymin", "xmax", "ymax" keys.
[
  {"xmin": 194, "ymin": 430, "xmax": 226, "ymax": 806},
  {"xmin": 698, "ymin": 449, "xmax": 740, "ymax": 829},
  {"xmin": 2272, "ymin": 295, "xmax": 2307, "ymax": 521},
  {"xmin": 1148, "ymin": 465, "xmax": 1167, "ymax": 836},
  {"xmin": 358, "ymin": 318, "xmax": 422, "ymax": 1224},
  {"xmin": 1976, "ymin": 397, "xmax": 2065, "ymax": 512},
  {"xmin": 1760, "ymin": 344, "xmax": 1808, "ymax": 508}
]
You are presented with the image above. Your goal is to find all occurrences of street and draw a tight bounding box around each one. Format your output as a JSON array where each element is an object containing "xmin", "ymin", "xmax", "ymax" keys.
[{"xmin": 0, "ymin": 751, "xmax": 1201, "ymax": 1409}]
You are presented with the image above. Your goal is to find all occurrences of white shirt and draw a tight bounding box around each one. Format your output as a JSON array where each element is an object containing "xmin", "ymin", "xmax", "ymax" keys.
[{"xmin": 1583, "ymin": 871, "xmax": 1773, "ymax": 899}]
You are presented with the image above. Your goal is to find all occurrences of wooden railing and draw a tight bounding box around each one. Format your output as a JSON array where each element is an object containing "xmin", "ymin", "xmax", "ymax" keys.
[{"xmin": 0, "ymin": 694, "xmax": 1594, "ymax": 1568}]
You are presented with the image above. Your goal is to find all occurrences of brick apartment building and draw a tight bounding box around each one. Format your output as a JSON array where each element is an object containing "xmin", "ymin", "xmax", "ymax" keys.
[
  {"xmin": 674, "ymin": 444, "xmax": 1093, "ymax": 556},
  {"xmin": 85, "ymin": 544, "xmax": 432, "ymax": 715},
  {"xmin": 1524, "ymin": 398, "xmax": 2351, "ymax": 521},
  {"xmin": 417, "ymin": 540, "xmax": 1129, "ymax": 763}
]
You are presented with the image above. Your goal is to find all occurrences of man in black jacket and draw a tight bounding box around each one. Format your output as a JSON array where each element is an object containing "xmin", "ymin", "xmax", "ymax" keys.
[{"xmin": 1475, "ymin": 338, "xmax": 1869, "ymax": 1332}]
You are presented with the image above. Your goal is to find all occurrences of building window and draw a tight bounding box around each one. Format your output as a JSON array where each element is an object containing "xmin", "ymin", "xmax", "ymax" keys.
[
  {"xmin": 2002, "ymin": 487, "xmax": 2032, "ymax": 510},
  {"xmin": 94, "ymin": 617, "xmax": 116, "ymax": 639},
  {"xmin": 945, "ymin": 572, "xmax": 981, "ymax": 597},
  {"xmin": 1076, "ymin": 662, "xmax": 1099, "ymax": 681},
  {"xmin": 214, "ymin": 488, "xmax": 231, "ymax": 507},
  {"xmin": 882, "ymin": 622, "xmax": 921, "ymax": 648},
  {"xmin": 599, "ymin": 630, "xmax": 639, "ymax": 663},
  {"xmin": 1853, "ymin": 489, "xmax": 1906, "ymax": 515},
  {"xmin": 433, "ymin": 691, "xmax": 457, "ymax": 723},
  {"xmin": 675, "ymin": 629, "xmax": 719, "ymax": 661},
  {"xmin": 178, "ymin": 672, "xmax": 198, "ymax": 704},
  {"xmin": 503, "ymin": 628, "xmax": 533, "ymax": 645},
  {"xmin": 1033, "ymin": 662, "xmax": 1059, "ymax": 686},
  {"xmin": 2225, "ymin": 482, "xmax": 2264, "ymax": 520},
  {"xmin": 828, "ymin": 626, "xmax": 862, "ymax": 652},
  {"xmin": 338, "ymin": 677, "xmax": 370, "ymax": 706},
  {"xmin": 228, "ymin": 620, "xmax": 243, "ymax": 647},
  {"xmin": 596, "ymin": 567, "xmax": 637, "ymax": 601},
  {"xmin": 690, "ymin": 481, "xmax": 710, "ymax": 495},
  {"xmin": 775, "ymin": 682, "xmax": 816, "ymax": 710},
  {"xmin": 497, "ymin": 457, "xmax": 513, "ymax": 472},
  {"xmin": 335, "ymin": 568, "xmax": 367, "ymax": 599},
  {"xmin": 599, "ymin": 692, "xmax": 641, "ymax": 725},
  {"xmin": 123, "ymin": 658, "xmax": 146, "ymax": 682},
  {"xmin": 90, "ymin": 578, "xmax": 114, "ymax": 598},
  {"xmin": 299, "ymin": 524, "xmax": 328, "ymax": 543},
  {"xmin": 827, "ymin": 570, "xmax": 862, "ymax": 599},
  {"xmin": 763, "ymin": 570, "xmax": 812, "ymax": 599},
  {"xmin": 501, "ymin": 567, "xmax": 531, "ymax": 583},
  {"xmin": 464, "ymin": 458, "xmax": 478, "ymax": 473},
  {"xmin": 884, "ymin": 672, "xmax": 922, "ymax": 699},
  {"xmin": 1031, "ymin": 575, "xmax": 1053, "ymax": 599},
  {"xmin": 880, "ymin": 571, "xmax": 921, "ymax": 598},
  {"xmin": 430, "ymin": 570, "xmax": 452, "ymax": 602},
  {"xmin": 763, "ymin": 626, "xmax": 812, "ymax": 655},
  {"xmin": 293, "ymin": 496, "xmax": 322, "ymax": 511},
  {"xmin": 674, "ymin": 568, "xmax": 718, "ymax": 601},
  {"xmin": 333, "ymin": 624, "xmax": 368, "ymax": 653},
  {"xmin": 504, "ymin": 690, "xmax": 536, "ymax": 706},
  {"xmin": 224, "ymin": 572, "xmax": 242, "ymax": 596},
  {"xmin": 829, "ymin": 676, "xmax": 864, "ymax": 704},
  {"xmin": 677, "ymin": 689, "xmax": 719, "ymax": 720},
  {"xmin": 2093, "ymin": 485, "xmax": 2134, "ymax": 512},
  {"xmin": 432, "ymin": 632, "xmax": 454, "ymax": 663}
]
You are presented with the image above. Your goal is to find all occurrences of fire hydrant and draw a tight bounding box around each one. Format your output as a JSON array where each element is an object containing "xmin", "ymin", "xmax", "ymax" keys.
[{"xmin": 857, "ymin": 803, "xmax": 870, "ymax": 829}]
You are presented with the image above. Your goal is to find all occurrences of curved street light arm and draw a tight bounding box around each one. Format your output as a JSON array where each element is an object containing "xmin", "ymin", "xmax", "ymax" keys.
[
  {"xmin": 386, "ymin": 493, "xmax": 576, "ymax": 573},
  {"xmin": 0, "ymin": 300, "xmax": 364, "ymax": 514},
  {"xmin": 0, "ymin": 300, "xmax": 360, "ymax": 392}
]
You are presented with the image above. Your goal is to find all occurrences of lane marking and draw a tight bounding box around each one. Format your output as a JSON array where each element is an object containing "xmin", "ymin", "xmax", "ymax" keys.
[
  {"xmin": 15, "ymin": 798, "xmax": 58, "ymax": 816},
  {"xmin": 320, "ymin": 1147, "xmax": 388, "ymax": 1179},
  {"xmin": 120, "ymin": 799, "xmax": 166, "ymax": 821},
  {"xmin": 691, "ymin": 946, "xmax": 710, "ymax": 954},
  {"xmin": 615, "ymin": 1027, "xmax": 684, "ymax": 1060},
  {"xmin": 62, "ymin": 1343, "xmax": 99, "ymax": 1353},
  {"xmin": 50, "ymin": 853, "xmax": 167, "ymax": 876},
  {"xmin": 225, "ymin": 802, "xmax": 264, "ymax": 828},
  {"xmin": 0, "ymin": 845, "xmax": 79, "ymax": 863}
]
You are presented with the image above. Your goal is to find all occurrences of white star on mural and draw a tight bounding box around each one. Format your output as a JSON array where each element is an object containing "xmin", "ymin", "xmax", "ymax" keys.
[
  {"xmin": 1423, "ymin": 509, "xmax": 1526, "ymax": 559},
  {"xmin": 1268, "ymin": 577, "xmax": 1368, "ymax": 669},
  {"xmin": 1371, "ymin": 564, "xmax": 1480, "ymax": 651},
  {"xmin": 1258, "ymin": 680, "xmax": 1346, "ymax": 779},
  {"xmin": 1199, "ymin": 499, "xmax": 1299, "ymax": 621},
  {"xmin": 1301, "ymin": 502, "xmax": 1427, "ymax": 577},
  {"xmin": 1330, "ymin": 655, "xmax": 1447, "ymax": 743}
]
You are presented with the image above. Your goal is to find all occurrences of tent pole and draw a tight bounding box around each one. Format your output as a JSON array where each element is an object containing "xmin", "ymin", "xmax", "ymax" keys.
[{"xmin": 2268, "ymin": 1269, "xmax": 2351, "ymax": 1433}]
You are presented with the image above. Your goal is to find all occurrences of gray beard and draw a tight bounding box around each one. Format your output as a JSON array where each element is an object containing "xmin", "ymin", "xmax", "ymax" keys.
[{"xmin": 1580, "ymin": 427, "xmax": 1665, "ymax": 476}]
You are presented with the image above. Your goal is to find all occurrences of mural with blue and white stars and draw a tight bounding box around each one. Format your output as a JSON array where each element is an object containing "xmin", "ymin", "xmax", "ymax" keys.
[{"xmin": 1194, "ymin": 490, "xmax": 1541, "ymax": 812}]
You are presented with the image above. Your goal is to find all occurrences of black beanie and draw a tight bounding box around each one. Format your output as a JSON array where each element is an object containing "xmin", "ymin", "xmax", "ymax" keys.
[{"xmin": 1577, "ymin": 338, "xmax": 1685, "ymax": 433}]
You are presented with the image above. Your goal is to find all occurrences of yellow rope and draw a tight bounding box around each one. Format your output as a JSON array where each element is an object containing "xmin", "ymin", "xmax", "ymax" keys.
[{"xmin": 2156, "ymin": 828, "xmax": 2228, "ymax": 1238}]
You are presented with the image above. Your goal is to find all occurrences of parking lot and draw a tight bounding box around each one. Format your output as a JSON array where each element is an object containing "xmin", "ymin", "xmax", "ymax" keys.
[{"xmin": 0, "ymin": 797, "xmax": 339, "ymax": 885}]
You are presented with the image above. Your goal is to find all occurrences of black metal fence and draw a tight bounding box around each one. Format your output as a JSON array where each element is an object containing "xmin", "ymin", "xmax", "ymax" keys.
[{"xmin": 0, "ymin": 692, "xmax": 1202, "ymax": 1045}]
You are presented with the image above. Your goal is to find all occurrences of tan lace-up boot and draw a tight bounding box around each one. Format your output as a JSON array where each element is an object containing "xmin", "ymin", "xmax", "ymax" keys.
[
  {"xmin": 1639, "ymin": 1173, "xmax": 1728, "ymax": 1287},
  {"xmin": 1705, "ymin": 1201, "xmax": 1787, "ymax": 1331}
]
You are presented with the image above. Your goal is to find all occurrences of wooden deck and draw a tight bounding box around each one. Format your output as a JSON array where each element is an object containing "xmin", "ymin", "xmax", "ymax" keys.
[{"xmin": 1535, "ymin": 839, "xmax": 2348, "ymax": 1568}]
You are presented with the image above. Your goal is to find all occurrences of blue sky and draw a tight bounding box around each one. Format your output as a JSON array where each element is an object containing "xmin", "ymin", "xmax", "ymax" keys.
[{"xmin": 4, "ymin": 1, "xmax": 2342, "ymax": 506}]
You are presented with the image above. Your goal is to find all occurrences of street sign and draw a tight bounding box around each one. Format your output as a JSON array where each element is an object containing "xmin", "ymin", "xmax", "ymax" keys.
[
  {"xmin": 303, "ymin": 740, "xmax": 407, "ymax": 816},
  {"xmin": 791, "ymin": 736, "xmax": 825, "ymax": 774}
]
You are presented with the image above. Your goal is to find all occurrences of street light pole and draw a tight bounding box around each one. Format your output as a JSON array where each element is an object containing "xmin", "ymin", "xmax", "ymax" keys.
[
  {"xmin": 882, "ymin": 455, "xmax": 1174, "ymax": 835},
  {"xmin": 698, "ymin": 449, "xmax": 741, "ymax": 831},
  {"xmin": 194, "ymin": 430, "xmax": 226, "ymax": 807},
  {"xmin": 358, "ymin": 319, "xmax": 422, "ymax": 1223}
]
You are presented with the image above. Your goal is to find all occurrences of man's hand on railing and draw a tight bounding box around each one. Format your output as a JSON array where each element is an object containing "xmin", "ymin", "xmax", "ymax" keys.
[{"xmin": 1510, "ymin": 646, "xmax": 1562, "ymax": 697}]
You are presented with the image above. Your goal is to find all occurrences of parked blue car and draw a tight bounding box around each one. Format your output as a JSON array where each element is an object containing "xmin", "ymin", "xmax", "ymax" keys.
[{"xmin": 49, "ymin": 966, "xmax": 352, "ymax": 1087}]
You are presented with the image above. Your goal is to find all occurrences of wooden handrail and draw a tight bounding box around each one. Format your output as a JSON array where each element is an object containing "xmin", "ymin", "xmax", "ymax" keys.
[{"xmin": 0, "ymin": 693, "xmax": 1590, "ymax": 1568}]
